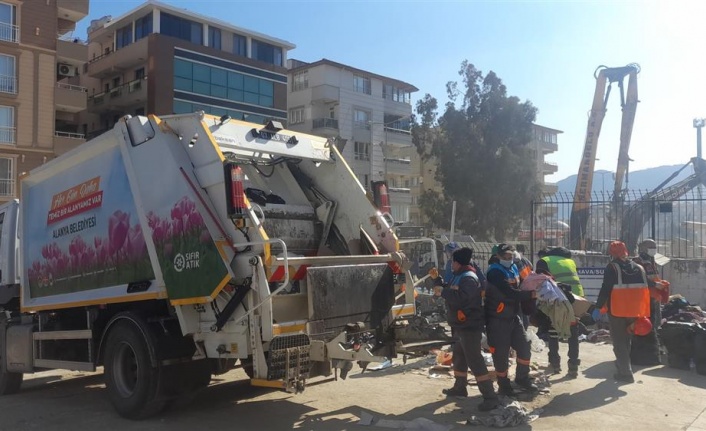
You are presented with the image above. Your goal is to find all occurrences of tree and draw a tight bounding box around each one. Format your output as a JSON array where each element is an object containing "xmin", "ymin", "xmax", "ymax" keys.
[{"xmin": 412, "ymin": 61, "xmax": 541, "ymax": 241}]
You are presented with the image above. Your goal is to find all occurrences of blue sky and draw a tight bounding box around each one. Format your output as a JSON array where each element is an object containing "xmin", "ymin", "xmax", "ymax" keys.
[{"xmin": 76, "ymin": 0, "xmax": 706, "ymax": 182}]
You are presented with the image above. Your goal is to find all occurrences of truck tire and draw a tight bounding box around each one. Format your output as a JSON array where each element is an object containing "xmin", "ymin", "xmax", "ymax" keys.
[
  {"xmin": 0, "ymin": 322, "xmax": 22, "ymax": 395},
  {"xmin": 104, "ymin": 321, "xmax": 165, "ymax": 419}
]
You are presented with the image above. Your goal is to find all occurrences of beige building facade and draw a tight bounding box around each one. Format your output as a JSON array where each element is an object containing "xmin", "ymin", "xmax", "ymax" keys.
[
  {"xmin": 0, "ymin": 0, "xmax": 89, "ymax": 203},
  {"xmin": 286, "ymin": 59, "xmax": 418, "ymax": 223}
]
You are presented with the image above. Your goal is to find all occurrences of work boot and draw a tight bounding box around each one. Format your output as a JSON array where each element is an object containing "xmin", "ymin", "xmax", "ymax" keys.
[
  {"xmin": 515, "ymin": 377, "xmax": 539, "ymax": 392},
  {"xmin": 477, "ymin": 380, "xmax": 500, "ymax": 412},
  {"xmin": 442, "ymin": 377, "xmax": 468, "ymax": 397},
  {"xmin": 567, "ymin": 359, "xmax": 580, "ymax": 378},
  {"xmin": 548, "ymin": 362, "xmax": 562, "ymax": 375},
  {"xmin": 497, "ymin": 377, "xmax": 516, "ymax": 397}
]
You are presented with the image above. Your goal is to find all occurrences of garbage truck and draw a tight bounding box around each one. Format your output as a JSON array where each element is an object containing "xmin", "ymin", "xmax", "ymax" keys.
[{"xmin": 0, "ymin": 112, "xmax": 433, "ymax": 418}]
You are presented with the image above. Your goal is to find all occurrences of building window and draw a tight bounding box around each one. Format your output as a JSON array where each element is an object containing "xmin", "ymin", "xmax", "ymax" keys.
[
  {"xmin": 160, "ymin": 12, "xmax": 203, "ymax": 45},
  {"xmin": 289, "ymin": 107, "xmax": 304, "ymax": 124},
  {"xmin": 134, "ymin": 67, "xmax": 145, "ymax": 80},
  {"xmin": 0, "ymin": 106, "xmax": 13, "ymax": 144},
  {"xmin": 354, "ymin": 141, "xmax": 370, "ymax": 161},
  {"xmin": 0, "ymin": 156, "xmax": 14, "ymax": 197},
  {"xmin": 116, "ymin": 23, "xmax": 133, "ymax": 50},
  {"xmin": 353, "ymin": 110, "xmax": 370, "ymax": 129},
  {"xmin": 233, "ymin": 34, "xmax": 247, "ymax": 57},
  {"xmin": 0, "ymin": 54, "xmax": 15, "ymax": 94},
  {"xmin": 208, "ymin": 27, "xmax": 221, "ymax": 50},
  {"xmin": 0, "ymin": 2, "xmax": 17, "ymax": 43},
  {"xmin": 383, "ymin": 83, "xmax": 410, "ymax": 104},
  {"xmin": 173, "ymin": 58, "xmax": 275, "ymax": 108},
  {"xmin": 251, "ymin": 39, "xmax": 282, "ymax": 66},
  {"xmin": 135, "ymin": 12, "xmax": 153, "ymax": 41},
  {"xmin": 354, "ymin": 75, "xmax": 371, "ymax": 95},
  {"xmin": 292, "ymin": 70, "xmax": 308, "ymax": 92}
]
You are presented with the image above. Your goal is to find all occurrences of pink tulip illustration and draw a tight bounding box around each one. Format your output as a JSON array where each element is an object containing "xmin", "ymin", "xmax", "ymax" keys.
[
  {"xmin": 199, "ymin": 229, "xmax": 211, "ymax": 245},
  {"xmin": 109, "ymin": 210, "xmax": 130, "ymax": 255},
  {"xmin": 127, "ymin": 224, "xmax": 147, "ymax": 260}
]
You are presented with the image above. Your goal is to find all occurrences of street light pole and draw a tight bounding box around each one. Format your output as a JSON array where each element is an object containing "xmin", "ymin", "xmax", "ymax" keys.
[{"xmin": 694, "ymin": 118, "xmax": 705, "ymax": 160}]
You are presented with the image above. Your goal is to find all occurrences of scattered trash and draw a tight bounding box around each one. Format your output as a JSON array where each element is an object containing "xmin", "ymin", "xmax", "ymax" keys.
[
  {"xmin": 483, "ymin": 351, "xmax": 494, "ymax": 366},
  {"xmin": 436, "ymin": 350, "xmax": 453, "ymax": 366},
  {"xmin": 467, "ymin": 400, "xmax": 543, "ymax": 427},
  {"xmin": 587, "ymin": 329, "xmax": 612, "ymax": 343}
]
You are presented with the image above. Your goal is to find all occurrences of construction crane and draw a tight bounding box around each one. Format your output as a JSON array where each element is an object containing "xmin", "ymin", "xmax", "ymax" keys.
[{"xmin": 569, "ymin": 63, "xmax": 640, "ymax": 250}]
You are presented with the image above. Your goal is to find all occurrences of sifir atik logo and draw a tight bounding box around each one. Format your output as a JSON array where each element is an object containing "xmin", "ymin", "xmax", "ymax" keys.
[{"xmin": 173, "ymin": 251, "xmax": 200, "ymax": 272}]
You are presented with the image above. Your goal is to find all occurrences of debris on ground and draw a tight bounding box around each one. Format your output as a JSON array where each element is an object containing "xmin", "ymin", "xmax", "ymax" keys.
[
  {"xmin": 467, "ymin": 399, "xmax": 543, "ymax": 428},
  {"xmin": 587, "ymin": 329, "xmax": 612, "ymax": 343}
]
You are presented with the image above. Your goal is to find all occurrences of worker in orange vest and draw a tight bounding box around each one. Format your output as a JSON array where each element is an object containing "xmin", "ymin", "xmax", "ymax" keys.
[{"xmin": 595, "ymin": 241, "xmax": 650, "ymax": 383}]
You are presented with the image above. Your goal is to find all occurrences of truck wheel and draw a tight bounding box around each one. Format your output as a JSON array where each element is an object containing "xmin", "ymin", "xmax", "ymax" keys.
[
  {"xmin": 104, "ymin": 322, "xmax": 165, "ymax": 419},
  {"xmin": 0, "ymin": 324, "xmax": 22, "ymax": 395}
]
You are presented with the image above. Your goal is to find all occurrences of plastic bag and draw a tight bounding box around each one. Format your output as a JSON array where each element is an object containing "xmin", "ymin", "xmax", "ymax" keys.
[{"xmin": 526, "ymin": 328, "xmax": 546, "ymax": 353}]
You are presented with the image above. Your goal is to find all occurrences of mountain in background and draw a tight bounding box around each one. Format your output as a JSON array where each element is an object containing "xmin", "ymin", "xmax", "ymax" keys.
[{"xmin": 555, "ymin": 164, "xmax": 694, "ymax": 195}]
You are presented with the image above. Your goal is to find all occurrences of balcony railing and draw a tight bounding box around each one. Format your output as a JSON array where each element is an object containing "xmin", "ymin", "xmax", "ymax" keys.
[
  {"xmin": 312, "ymin": 118, "xmax": 338, "ymax": 129},
  {"xmin": 0, "ymin": 178, "xmax": 15, "ymax": 197},
  {"xmin": 57, "ymin": 82, "xmax": 87, "ymax": 92},
  {"xmin": 89, "ymin": 77, "xmax": 147, "ymax": 106},
  {"xmin": 0, "ymin": 22, "xmax": 19, "ymax": 43},
  {"xmin": 0, "ymin": 126, "xmax": 15, "ymax": 144},
  {"xmin": 388, "ymin": 187, "xmax": 411, "ymax": 193},
  {"xmin": 0, "ymin": 75, "xmax": 16, "ymax": 94},
  {"xmin": 384, "ymin": 157, "xmax": 411, "ymax": 165},
  {"xmin": 54, "ymin": 131, "xmax": 85, "ymax": 140}
]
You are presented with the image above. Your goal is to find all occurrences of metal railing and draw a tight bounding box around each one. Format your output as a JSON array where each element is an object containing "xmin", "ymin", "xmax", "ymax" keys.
[
  {"xmin": 57, "ymin": 82, "xmax": 88, "ymax": 92},
  {"xmin": 388, "ymin": 187, "xmax": 411, "ymax": 193},
  {"xmin": 0, "ymin": 22, "xmax": 18, "ymax": 43},
  {"xmin": 89, "ymin": 77, "xmax": 147, "ymax": 105},
  {"xmin": 54, "ymin": 131, "xmax": 85, "ymax": 140},
  {"xmin": 0, "ymin": 178, "xmax": 15, "ymax": 197},
  {"xmin": 312, "ymin": 118, "xmax": 338, "ymax": 129},
  {"xmin": 384, "ymin": 157, "xmax": 411, "ymax": 165},
  {"xmin": 531, "ymin": 189, "xmax": 706, "ymax": 259},
  {"xmin": 0, "ymin": 75, "xmax": 16, "ymax": 94},
  {"xmin": 88, "ymin": 49, "xmax": 112, "ymax": 64},
  {"xmin": 0, "ymin": 126, "xmax": 14, "ymax": 144}
]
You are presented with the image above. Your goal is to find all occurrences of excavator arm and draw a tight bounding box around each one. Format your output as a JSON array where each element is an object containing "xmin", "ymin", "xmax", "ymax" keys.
[
  {"xmin": 569, "ymin": 64, "xmax": 640, "ymax": 250},
  {"xmin": 621, "ymin": 157, "xmax": 706, "ymax": 253}
]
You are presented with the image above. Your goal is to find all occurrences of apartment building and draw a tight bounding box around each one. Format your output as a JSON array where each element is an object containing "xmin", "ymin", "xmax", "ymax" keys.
[
  {"xmin": 531, "ymin": 124, "xmax": 561, "ymax": 194},
  {"xmin": 0, "ymin": 0, "xmax": 89, "ymax": 203},
  {"xmin": 286, "ymin": 59, "xmax": 418, "ymax": 223},
  {"xmin": 84, "ymin": 0, "xmax": 293, "ymax": 138}
]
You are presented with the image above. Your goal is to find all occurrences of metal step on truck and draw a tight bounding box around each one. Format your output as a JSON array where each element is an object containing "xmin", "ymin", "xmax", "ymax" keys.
[{"xmin": 0, "ymin": 112, "xmax": 435, "ymax": 419}]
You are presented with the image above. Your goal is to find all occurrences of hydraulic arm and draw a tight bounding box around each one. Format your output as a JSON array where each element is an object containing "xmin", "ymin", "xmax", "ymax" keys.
[{"xmin": 569, "ymin": 63, "xmax": 640, "ymax": 250}]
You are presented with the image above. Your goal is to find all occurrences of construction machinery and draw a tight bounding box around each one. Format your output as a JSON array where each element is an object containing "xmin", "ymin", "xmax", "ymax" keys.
[{"xmin": 569, "ymin": 63, "xmax": 640, "ymax": 250}]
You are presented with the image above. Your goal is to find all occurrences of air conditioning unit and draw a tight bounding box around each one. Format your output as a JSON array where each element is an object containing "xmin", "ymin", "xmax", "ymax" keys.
[{"xmin": 58, "ymin": 63, "xmax": 75, "ymax": 77}]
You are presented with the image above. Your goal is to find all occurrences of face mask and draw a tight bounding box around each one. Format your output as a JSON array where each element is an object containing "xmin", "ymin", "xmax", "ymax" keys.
[
  {"xmin": 647, "ymin": 249, "xmax": 657, "ymax": 257},
  {"xmin": 499, "ymin": 259, "xmax": 513, "ymax": 268}
]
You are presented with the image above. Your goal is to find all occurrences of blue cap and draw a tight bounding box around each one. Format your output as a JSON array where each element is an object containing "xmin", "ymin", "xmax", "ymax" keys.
[{"xmin": 445, "ymin": 241, "xmax": 460, "ymax": 252}]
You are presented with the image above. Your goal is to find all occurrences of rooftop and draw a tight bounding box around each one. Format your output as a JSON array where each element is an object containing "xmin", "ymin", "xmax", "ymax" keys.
[{"xmin": 289, "ymin": 58, "xmax": 419, "ymax": 92}]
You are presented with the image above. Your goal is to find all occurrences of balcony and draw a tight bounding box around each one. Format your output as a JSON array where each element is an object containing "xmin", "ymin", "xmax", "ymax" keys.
[
  {"xmin": 384, "ymin": 128, "xmax": 412, "ymax": 147},
  {"xmin": 57, "ymin": 0, "xmax": 89, "ymax": 22},
  {"xmin": 384, "ymin": 157, "xmax": 412, "ymax": 176},
  {"xmin": 0, "ymin": 126, "xmax": 15, "ymax": 144},
  {"xmin": 54, "ymin": 131, "xmax": 85, "ymax": 155},
  {"xmin": 310, "ymin": 84, "xmax": 339, "ymax": 104},
  {"xmin": 541, "ymin": 140, "xmax": 558, "ymax": 153},
  {"xmin": 543, "ymin": 161, "xmax": 558, "ymax": 174},
  {"xmin": 0, "ymin": 22, "xmax": 18, "ymax": 44},
  {"xmin": 87, "ymin": 37, "xmax": 148, "ymax": 79},
  {"xmin": 389, "ymin": 187, "xmax": 412, "ymax": 205},
  {"xmin": 57, "ymin": 38, "xmax": 88, "ymax": 64},
  {"xmin": 55, "ymin": 83, "xmax": 87, "ymax": 113},
  {"xmin": 88, "ymin": 77, "xmax": 147, "ymax": 114},
  {"xmin": 312, "ymin": 117, "xmax": 338, "ymax": 133}
]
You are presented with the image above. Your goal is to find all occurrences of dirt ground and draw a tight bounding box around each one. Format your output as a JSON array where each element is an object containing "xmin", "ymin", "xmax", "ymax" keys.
[{"xmin": 3, "ymin": 340, "xmax": 706, "ymax": 431}]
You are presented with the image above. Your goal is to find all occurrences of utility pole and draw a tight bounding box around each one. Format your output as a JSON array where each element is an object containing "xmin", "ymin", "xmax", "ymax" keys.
[{"xmin": 694, "ymin": 118, "xmax": 705, "ymax": 160}]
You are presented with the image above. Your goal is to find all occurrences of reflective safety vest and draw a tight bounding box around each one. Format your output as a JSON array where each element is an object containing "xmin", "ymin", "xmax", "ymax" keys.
[
  {"xmin": 542, "ymin": 255, "xmax": 585, "ymax": 297},
  {"xmin": 609, "ymin": 262, "xmax": 650, "ymax": 318}
]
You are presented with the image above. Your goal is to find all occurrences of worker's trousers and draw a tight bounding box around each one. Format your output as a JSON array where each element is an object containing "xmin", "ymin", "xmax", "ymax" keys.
[
  {"xmin": 451, "ymin": 328, "xmax": 491, "ymax": 377},
  {"xmin": 486, "ymin": 315, "xmax": 532, "ymax": 377},
  {"xmin": 609, "ymin": 314, "xmax": 633, "ymax": 377}
]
